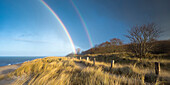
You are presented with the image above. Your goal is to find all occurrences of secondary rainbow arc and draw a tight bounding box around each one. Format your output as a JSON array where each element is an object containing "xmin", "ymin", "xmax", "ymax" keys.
[{"xmin": 70, "ymin": 0, "xmax": 93, "ymax": 48}]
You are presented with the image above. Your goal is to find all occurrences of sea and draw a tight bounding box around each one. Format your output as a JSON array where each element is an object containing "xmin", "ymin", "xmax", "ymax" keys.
[{"xmin": 0, "ymin": 56, "xmax": 45, "ymax": 67}]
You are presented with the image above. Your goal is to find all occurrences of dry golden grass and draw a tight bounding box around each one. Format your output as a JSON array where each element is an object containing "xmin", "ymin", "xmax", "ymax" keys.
[
  {"xmin": 0, "ymin": 74, "xmax": 5, "ymax": 80},
  {"xmin": 6, "ymin": 57, "xmax": 144, "ymax": 85},
  {"xmin": 8, "ymin": 57, "xmax": 141, "ymax": 85},
  {"xmin": 4, "ymin": 56, "xmax": 169, "ymax": 85},
  {"xmin": 85, "ymin": 52, "xmax": 121, "ymax": 57},
  {"xmin": 74, "ymin": 58, "xmax": 170, "ymax": 84},
  {"xmin": 78, "ymin": 53, "xmax": 170, "ymax": 63},
  {"xmin": 77, "ymin": 52, "xmax": 170, "ymax": 75},
  {"xmin": 74, "ymin": 59, "xmax": 140, "ymax": 77}
]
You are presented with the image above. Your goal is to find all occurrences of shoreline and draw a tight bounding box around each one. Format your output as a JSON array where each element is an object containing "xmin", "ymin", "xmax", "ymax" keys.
[
  {"xmin": 0, "ymin": 63, "xmax": 22, "ymax": 68},
  {"xmin": 0, "ymin": 63, "xmax": 22, "ymax": 75},
  {"xmin": 0, "ymin": 56, "xmax": 45, "ymax": 68},
  {"xmin": 0, "ymin": 57, "xmax": 46, "ymax": 74},
  {"xmin": 0, "ymin": 64, "xmax": 22, "ymax": 85}
]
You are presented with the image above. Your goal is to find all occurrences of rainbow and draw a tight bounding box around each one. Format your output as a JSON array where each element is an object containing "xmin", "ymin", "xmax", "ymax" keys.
[
  {"xmin": 40, "ymin": 0, "xmax": 76, "ymax": 54},
  {"xmin": 70, "ymin": 0, "xmax": 93, "ymax": 48}
]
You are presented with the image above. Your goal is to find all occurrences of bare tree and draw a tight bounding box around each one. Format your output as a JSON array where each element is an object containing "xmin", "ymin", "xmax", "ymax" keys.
[
  {"xmin": 126, "ymin": 23, "xmax": 161, "ymax": 57},
  {"xmin": 110, "ymin": 38, "xmax": 123, "ymax": 52},
  {"xmin": 110, "ymin": 38, "xmax": 123, "ymax": 46}
]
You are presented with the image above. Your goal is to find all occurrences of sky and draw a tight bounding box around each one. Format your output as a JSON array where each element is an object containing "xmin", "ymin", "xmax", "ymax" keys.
[{"xmin": 0, "ymin": 0, "xmax": 170, "ymax": 56}]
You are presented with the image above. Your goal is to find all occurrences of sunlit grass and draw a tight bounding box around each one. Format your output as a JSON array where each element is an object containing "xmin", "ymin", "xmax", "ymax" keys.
[
  {"xmin": 74, "ymin": 57, "xmax": 170, "ymax": 84},
  {"xmin": 7, "ymin": 57, "xmax": 144, "ymax": 85},
  {"xmin": 0, "ymin": 74, "xmax": 5, "ymax": 80},
  {"xmin": 4, "ymin": 56, "xmax": 169, "ymax": 85},
  {"xmin": 78, "ymin": 53, "xmax": 170, "ymax": 63}
]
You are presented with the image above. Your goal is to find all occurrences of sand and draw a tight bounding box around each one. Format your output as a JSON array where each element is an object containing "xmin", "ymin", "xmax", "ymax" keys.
[
  {"xmin": 0, "ymin": 64, "xmax": 21, "ymax": 75},
  {"xmin": 0, "ymin": 64, "xmax": 21, "ymax": 85}
]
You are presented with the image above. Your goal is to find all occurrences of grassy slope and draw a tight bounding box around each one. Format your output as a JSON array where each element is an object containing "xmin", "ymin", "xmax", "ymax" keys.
[
  {"xmin": 1, "ymin": 56, "xmax": 168, "ymax": 85},
  {"xmin": 76, "ymin": 53, "xmax": 170, "ymax": 71},
  {"xmin": 75, "ymin": 53, "xmax": 170, "ymax": 84},
  {"xmin": 6, "ymin": 57, "xmax": 143, "ymax": 85}
]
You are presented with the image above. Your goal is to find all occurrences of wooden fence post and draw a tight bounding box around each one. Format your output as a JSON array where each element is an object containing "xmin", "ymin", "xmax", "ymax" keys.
[
  {"xmin": 104, "ymin": 56, "xmax": 106, "ymax": 62},
  {"xmin": 110, "ymin": 60, "xmax": 114, "ymax": 69},
  {"xmin": 155, "ymin": 62, "xmax": 160, "ymax": 75},
  {"xmin": 93, "ymin": 58, "xmax": 96, "ymax": 66},
  {"xmin": 87, "ymin": 57, "xmax": 89, "ymax": 61}
]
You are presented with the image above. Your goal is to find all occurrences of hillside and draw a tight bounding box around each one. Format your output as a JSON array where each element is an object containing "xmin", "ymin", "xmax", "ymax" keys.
[
  {"xmin": 0, "ymin": 56, "xmax": 169, "ymax": 84},
  {"xmin": 82, "ymin": 40, "xmax": 170, "ymax": 56},
  {"xmin": 0, "ymin": 57, "xmax": 143, "ymax": 85}
]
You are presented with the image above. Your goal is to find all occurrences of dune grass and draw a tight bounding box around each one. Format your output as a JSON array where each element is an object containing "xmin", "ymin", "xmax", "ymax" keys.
[
  {"xmin": 6, "ymin": 57, "xmax": 146, "ymax": 85},
  {"xmin": 74, "ymin": 59, "xmax": 142, "ymax": 78},
  {"xmin": 74, "ymin": 58, "xmax": 170, "ymax": 84},
  {"xmin": 6, "ymin": 56, "xmax": 169, "ymax": 85},
  {"xmin": 0, "ymin": 74, "xmax": 5, "ymax": 80}
]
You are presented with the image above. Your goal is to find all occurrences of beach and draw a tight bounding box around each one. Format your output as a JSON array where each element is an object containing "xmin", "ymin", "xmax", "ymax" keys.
[
  {"xmin": 0, "ymin": 64, "xmax": 21, "ymax": 75},
  {"xmin": 0, "ymin": 64, "xmax": 21, "ymax": 85}
]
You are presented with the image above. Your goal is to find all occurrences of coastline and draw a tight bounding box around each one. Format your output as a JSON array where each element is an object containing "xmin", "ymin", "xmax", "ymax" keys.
[
  {"xmin": 0, "ymin": 56, "xmax": 45, "ymax": 67},
  {"xmin": 0, "ymin": 64, "xmax": 21, "ymax": 85},
  {"xmin": 0, "ymin": 64, "xmax": 21, "ymax": 75},
  {"xmin": 0, "ymin": 56, "xmax": 45, "ymax": 75}
]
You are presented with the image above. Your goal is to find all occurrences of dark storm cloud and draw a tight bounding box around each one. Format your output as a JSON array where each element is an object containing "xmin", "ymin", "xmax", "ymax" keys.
[{"xmin": 94, "ymin": 0, "xmax": 170, "ymax": 40}]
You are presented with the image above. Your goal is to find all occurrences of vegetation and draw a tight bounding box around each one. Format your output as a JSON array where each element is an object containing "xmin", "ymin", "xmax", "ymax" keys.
[
  {"xmin": 6, "ymin": 57, "xmax": 143, "ymax": 85},
  {"xmin": 75, "ymin": 57, "xmax": 170, "ymax": 84},
  {"xmin": 81, "ymin": 38, "xmax": 124, "ymax": 54},
  {"xmin": 125, "ymin": 23, "xmax": 161, "ymax": 57},
  {"xmin": 0, "ymin": 75, "xmax": 5, "ymax": 80},
  {"xmin": 0, "ymin": 56, "xmax": 168, "ymax": 85}
]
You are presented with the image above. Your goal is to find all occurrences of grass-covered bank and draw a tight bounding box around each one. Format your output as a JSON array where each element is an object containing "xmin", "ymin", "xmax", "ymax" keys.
[
  {"xmin": 0, "ymin": 56, "xmax": 169, "ymax": 85},
  {"xmin": 74, "ymin": 53, "xmax": 170, "ymax": 84},
  {"xmin": 75, "ymin": 53, "xmax": 170, "ymax": 71},
  {"xmin": 5, "ymin": 57, "xmax": 142, "ymax": 85}
]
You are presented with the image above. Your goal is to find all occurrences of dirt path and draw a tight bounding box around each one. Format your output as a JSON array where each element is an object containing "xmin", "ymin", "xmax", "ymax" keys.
[{"xmin": 74, "ymin": 62, "xmax": 87, "ymax": 69}]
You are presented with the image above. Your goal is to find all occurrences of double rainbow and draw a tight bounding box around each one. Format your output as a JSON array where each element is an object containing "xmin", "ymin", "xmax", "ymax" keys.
[{"xmin": 41, "ymin": 0, "xmax": 76, "ymax": 54}]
